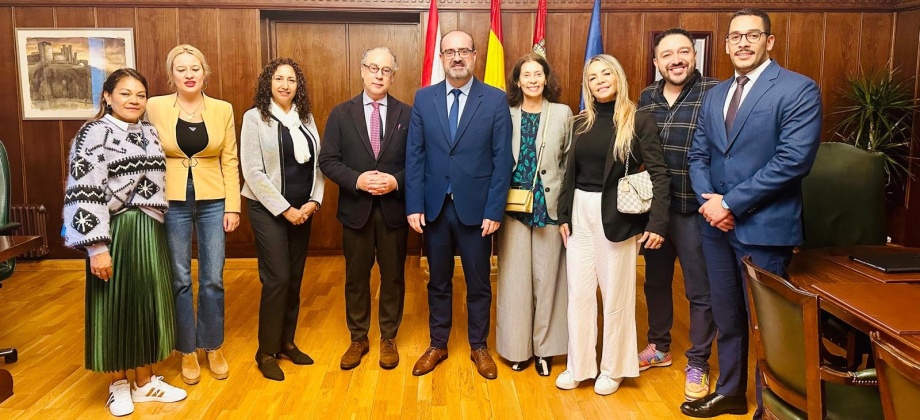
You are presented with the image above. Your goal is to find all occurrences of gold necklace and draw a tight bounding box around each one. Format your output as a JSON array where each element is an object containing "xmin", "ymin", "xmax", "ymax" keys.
[{"xmin": 175, "ymin": 97, "xmax": 203, "ymax": 119}]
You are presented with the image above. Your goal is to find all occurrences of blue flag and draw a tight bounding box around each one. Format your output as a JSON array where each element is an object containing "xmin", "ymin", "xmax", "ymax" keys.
[{"xmin": 580, "ymin": 0, "xmax": 604, "ymax": 110}]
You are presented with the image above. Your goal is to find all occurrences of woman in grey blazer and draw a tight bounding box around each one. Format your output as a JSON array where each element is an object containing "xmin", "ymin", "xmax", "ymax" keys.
[
  {"xmin": 496, "ymin": 53, "xmax": 573, "ymax": 376},
  {"xmin": 240, "ymin": 57, "xmax": 325, "ymax": 381}
]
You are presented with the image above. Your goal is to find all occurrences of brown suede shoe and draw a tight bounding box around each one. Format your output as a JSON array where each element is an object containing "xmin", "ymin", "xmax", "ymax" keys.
[
  {"xmin": 412, "ymin": 347, "xmax": 448, "ymax": 376},
  {"xmin": 207, "ymin": 348, "xmax": 229, "ymax": 380},
  {"xmin": 340, "ymin": 338, "xmax": 370, "ymax": 370},
  {"xmin": 471, "ymin": 347, "xmax": 497, "ymax": 380},
  {"xmin": 379, "ymin": 338, "xmax": 399, "ymax": 369},
  {"xmin": 181, "ymin": 352, "xmax": 200, "ymax": 385}
]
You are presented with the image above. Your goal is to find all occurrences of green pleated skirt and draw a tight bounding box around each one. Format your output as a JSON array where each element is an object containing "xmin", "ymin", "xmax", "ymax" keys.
[{"xmin": 85, "ymin": 209, "xmax": 176, "ymax": 372}]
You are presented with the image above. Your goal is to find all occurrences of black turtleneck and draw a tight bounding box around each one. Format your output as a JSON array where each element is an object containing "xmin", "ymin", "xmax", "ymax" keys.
[{"xmin": 574, "ymin": 100, "xmax": 616, "ymax": 192}]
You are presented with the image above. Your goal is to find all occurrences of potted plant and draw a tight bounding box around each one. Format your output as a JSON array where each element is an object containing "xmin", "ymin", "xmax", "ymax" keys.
[{"xmin": 832, "ymin": 67, "xmax": 919, "ymax": 188}]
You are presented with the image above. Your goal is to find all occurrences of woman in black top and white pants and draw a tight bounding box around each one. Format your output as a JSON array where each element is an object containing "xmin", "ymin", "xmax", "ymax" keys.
[
  {"xmin": 555, "ymin": 54, "xmax": 670, "ymax": 395},
  {"xmin": 240, "ymin": 57, "xmax": 325, "ymax": 381}
]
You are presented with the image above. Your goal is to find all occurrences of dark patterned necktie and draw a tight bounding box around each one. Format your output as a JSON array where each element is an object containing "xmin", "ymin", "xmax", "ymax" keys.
[{"xmin": 725, "ymin": 75, "xmax": 750, "ymax": 135}]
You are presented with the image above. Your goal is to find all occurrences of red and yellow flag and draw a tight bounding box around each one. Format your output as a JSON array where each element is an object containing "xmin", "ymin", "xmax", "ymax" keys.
[{"xmin": 483, "ymin": 0, "xmax": 505, "ymax": 90}]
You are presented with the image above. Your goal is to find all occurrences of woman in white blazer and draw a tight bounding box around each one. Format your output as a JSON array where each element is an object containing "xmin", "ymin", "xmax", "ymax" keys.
[
  {"xmin": 240, "ymin": 57, "xmax": 325, "ymax": 381},
  {"xmin": 495, "ymin": 53, "xmax": 573, "ymax": 376}
]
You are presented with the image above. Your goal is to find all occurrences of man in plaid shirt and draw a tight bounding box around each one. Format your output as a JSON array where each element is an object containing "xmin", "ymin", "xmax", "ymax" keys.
[{"xmin": 636, "ymin": 27, "xmax": 720, "ymax": 402}]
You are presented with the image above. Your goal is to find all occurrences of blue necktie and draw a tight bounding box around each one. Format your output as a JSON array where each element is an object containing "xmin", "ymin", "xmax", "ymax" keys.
[{"xmin": 448, "ymin": 89, "xmax": 461, "ymax": 142}]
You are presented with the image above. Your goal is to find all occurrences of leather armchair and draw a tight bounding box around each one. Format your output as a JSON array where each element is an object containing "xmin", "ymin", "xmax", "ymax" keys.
[
  {"xmin": 743, "ymin": 256, "xmax": 884, "ymax": 419},
  {"xmin": 0, "ymin": 139, "xmax": 19, "ymax": 282},
  {"xmin": 871, "ymin": 331, "xmax": 920, "ymax": 420},
  {"xmin": 801, "ymin": 142, "xmax": 886, "ymax": 250}
]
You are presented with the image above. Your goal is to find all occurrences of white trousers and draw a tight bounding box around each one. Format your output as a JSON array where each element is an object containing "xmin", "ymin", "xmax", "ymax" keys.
[{"xmin": 565, "ymin": 189, "xmax": 640, "ymax": 381}]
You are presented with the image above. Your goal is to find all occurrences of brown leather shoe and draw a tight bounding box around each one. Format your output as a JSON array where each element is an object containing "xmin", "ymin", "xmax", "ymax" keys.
[
  {"xmin": 181, "ymin": 352, "xmax": 200, "ymax": 385},
  {"xmin": 471, "ymin": 347, "xmax": 497, "ymax": 379},
  {"xmin": 340, "ymin": 338, "xmax": 370, "ymax": 370},
  {"xmin": 412, "ymin": 347, "xmax": 448, "ymax": 376},
  {"xmin": 379, "ymin": 338, "xmax": 399, "ymax": 369}
]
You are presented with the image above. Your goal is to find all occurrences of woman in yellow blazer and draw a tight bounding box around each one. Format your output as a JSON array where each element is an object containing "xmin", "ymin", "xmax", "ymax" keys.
[{"xmin": 147, "ymin": 44, "xmax": 241, "ymax": 386}]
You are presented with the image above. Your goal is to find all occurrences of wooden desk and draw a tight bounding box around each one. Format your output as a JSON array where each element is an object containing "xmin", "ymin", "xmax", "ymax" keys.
[
  {"xmin": 788, "ymin": 246, "xmax": 920, "ymax": 357},
  {"xmin": 0, "ymin": 235, "xmax": 42, "ymax": 403}
]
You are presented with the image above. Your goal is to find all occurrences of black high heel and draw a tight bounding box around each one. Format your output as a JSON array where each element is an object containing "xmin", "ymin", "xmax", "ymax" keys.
[
  {"xmin": 255, "ymin": 351, "xmax": 284, "ymax": 381},
  {"xmin": 277, "ymin": 344, "xmax": 314, "ymax": 365}
]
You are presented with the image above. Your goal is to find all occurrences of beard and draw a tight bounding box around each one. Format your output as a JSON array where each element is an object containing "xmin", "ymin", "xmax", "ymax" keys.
[
  {"xmin": 658, "ymin": 61, "xmax": 694, "ymax": 86},
  {"xmin": 446, "ymin": 62, "xmax": 471, "ymax": 80}
]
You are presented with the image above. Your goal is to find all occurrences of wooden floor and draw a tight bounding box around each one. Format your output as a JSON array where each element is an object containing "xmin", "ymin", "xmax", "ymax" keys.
[{"xmin": 0, "ymin": 256, "xmax": 756, "ymax": 419}]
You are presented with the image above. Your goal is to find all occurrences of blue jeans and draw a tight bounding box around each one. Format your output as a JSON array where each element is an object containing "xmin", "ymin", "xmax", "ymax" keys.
[{"xmin": 166, "ymin": 177, "xmax": 226, "ymax": 353}]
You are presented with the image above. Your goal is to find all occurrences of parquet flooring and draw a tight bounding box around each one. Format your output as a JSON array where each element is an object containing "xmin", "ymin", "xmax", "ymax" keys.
[{"xmin": 0, "ymin": 256, "xmax": 755, "ymax": 419}]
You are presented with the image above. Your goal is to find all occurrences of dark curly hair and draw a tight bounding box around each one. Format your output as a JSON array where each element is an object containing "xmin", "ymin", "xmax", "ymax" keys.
[
  {"xmin": 253, "ymin": 57, "xmax": 312, "ymax": 124},
  {"xmin": 506, "ymin": 53, "xmax": 561, "ymax": 107}
]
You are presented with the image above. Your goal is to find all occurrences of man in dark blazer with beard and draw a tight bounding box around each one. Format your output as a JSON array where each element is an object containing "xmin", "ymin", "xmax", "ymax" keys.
[{"xmin": 319, "ymin": 46, "xmax": 412, "ymax": 371}]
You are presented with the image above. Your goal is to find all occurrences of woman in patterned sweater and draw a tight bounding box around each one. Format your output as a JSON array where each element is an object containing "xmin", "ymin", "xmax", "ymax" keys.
[{"xmin": 62, "ymin": 68, "xmax": 187, "ymax": 417}]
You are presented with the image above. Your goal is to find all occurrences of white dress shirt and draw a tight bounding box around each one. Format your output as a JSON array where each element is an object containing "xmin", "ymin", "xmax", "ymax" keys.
[{"xmin": 723, "ymin": 58, "xmax": 773, "ymax": 118}]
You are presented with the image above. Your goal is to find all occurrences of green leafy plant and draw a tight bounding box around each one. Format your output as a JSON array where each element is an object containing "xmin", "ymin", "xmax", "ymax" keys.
[{"xmin": 832, "ymin": 67, "xmax": 919, "ymax": 186}]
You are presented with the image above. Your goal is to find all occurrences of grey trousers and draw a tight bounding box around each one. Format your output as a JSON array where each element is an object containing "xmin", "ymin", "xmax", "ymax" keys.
[
  {"xmin": 643, "ymin": 210, "xmax": 716, "ymax": 370},
  {"xmin": 495, "ymin": 215, "xmax": 568, "ymax": 362}
]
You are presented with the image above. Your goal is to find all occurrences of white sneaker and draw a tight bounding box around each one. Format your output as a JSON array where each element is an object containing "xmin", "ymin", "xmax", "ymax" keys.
[
  {"xmin": 105, "ymin": 379, "xmax": 134, "ymax": 417},
  {"xmin": 131, "ymin": 375, "xmax": 188, "ymax": 403},
  {"xmin": 555, "ymin": 370, "xmax": 580, "ymax": 390},
  {"xmin": 594, "ymin": 374, "xmax": 622, "ymax": 396}
]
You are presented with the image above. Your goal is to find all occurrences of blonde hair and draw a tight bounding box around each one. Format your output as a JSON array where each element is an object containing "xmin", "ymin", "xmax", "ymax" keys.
[
  {"xmin": 165, "ymin": 44, "xmax": 211, "ymax": 90},
  {"xmin": 576, "ymin": 54, "xmax": 636, "ymax": 162}
]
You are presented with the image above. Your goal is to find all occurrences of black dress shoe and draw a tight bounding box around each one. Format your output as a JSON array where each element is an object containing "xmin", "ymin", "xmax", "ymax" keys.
[
  {"xmin": 510, "ymin": 358, "xmax": 531, "ymax": 372},
  {"xmin": 534, "ymin": 356, "xmax": 552, "ymax": 376},
  {"xmin": 680, "ymin": 393, "xmax": 747, "ymax": 418}
]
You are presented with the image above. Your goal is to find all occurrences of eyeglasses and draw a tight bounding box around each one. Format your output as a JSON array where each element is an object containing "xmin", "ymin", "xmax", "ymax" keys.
[
  {"xmin": 362, "ymin": 63, "xmax": 394, "ymax": 77},
  {"xmin": 441, "ymin": 48, "xmax": 475, "ymax": 59},
  {"xmin": 726, "ymin": 31, "xmax": 769, "ymax": 45}
]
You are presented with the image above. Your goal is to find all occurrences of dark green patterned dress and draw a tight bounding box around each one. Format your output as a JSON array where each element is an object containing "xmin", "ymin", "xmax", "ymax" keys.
[{"xmin": 509, "ymin": 111, "xmax": 556, "ymax": 227}]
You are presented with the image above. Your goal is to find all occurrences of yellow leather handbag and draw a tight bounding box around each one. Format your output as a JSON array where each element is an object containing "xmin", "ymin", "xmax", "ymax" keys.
[{"xmin": 506, "ymin": 108, "xmax": 550, "ymax": 213}]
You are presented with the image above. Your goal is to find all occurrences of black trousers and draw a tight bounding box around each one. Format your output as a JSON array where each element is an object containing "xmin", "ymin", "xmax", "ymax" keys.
[
  {"xmin": 342, "ymin": 203, "xmax": 408, "ymax": 341},
  {"xmin": 424, "ymin": 197, "xmax": 493, "ymax": 349},
  {"xmin": 249, "ymin": 200, "xmax": 313, "ymax": 354}
]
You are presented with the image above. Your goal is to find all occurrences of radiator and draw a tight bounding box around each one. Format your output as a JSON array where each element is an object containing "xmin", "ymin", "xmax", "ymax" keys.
[{"xmin": 9, "ymin": 205, "xmax": 49, "ymax": 258}]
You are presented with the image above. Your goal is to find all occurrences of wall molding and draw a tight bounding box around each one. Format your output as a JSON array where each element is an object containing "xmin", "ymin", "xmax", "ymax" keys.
[{"xmin": 0, "ymin": 0, "xmax": 913, "ymax": 12}]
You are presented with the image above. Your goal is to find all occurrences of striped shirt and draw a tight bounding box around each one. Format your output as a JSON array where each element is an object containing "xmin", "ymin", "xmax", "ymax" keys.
[{"xmin": 638, "ymin": 70, "xmax": 719, "ymax": 214}]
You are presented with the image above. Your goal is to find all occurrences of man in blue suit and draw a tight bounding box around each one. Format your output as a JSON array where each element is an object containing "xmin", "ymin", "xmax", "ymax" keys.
[
  {"xmin": 682, "ymin": 8, "xmax": 822, "ymax": 418},
  {"xmin": 405, "ymin": 30, "xmax": 513, "ymax": 380}
]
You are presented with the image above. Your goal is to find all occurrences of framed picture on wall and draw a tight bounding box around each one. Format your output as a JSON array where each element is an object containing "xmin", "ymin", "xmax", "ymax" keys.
[
  {"xmin": 15, "ymin": 28, "xmax": 136, "ymax": 120},
  {"xmin": 647, "ymin": 31, "xmax": 712, "ymax": 86}
]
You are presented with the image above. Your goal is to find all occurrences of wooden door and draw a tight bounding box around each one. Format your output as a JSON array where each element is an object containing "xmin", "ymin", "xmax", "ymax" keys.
[{"xmin": 273, "ymin": 20, "xmax": 421, "ymax": 255}]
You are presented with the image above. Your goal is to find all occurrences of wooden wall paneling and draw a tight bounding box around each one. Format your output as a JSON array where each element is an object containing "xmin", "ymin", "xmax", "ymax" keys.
[
  {"xmin": 274, "ymin": 21, "xmax": 348, "ymax": 253},
  {"xmin": 859, "ymin": 13, "xmax": 894, "ymax": 72},
  {"xmin": 501, "ymin": 11, "xmax": 535, "ymax": 77},
  {"xmin": 55, "ymin": 7, "xmax": 98, "ymax": 202},
  {"xmin": 564, "ymin": 12, "xmax": 591, "ymax": 111},
  {"xmin": 134, "ymin": 8, "xmax": 177, "ymax": 95},
  {"xmin": 766, "ymin": 12, "xmax": 789, "ymax": 67},
  {"xmin": 94, "ymin": 7, "xmax": 135, "ymax": 29},
  {"xmin": 177, "ymin": 9, "xmax": 221, "ymax": 98},
  {"xmin": 786, "ymin": 13, "xmax": 825, "ymax": 88},
  {"xmin": 821, "ymin": 13, "xmax": 862, "ymax": 141},
  {"xmin": 712, "ymin": 11, "xmax": 734, "ymax": 80},
  {"xmin": 0, "ymin": 7, "xmax": 24, "ymax": 205},
  {"xmin": 603, "ymin": 12, "xmax": 644, "ymax": 101},
  {"xmin": 543, "ymin": 12, "xmax": 574, "ymax": 109},
  {"xmin": 14, "ymin": 7, "xmax": 69, "ymax": 257},
  {"xmin": 894, "ymin": 9, "xmax": 920, "ymax": 245},
  {"xmin": 456, "ymin": 12, "xmax": 490, "ymax": 80},
  {"xmin": 217, "ymin": 9, "xmax": 260, "ymax": 255}
]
